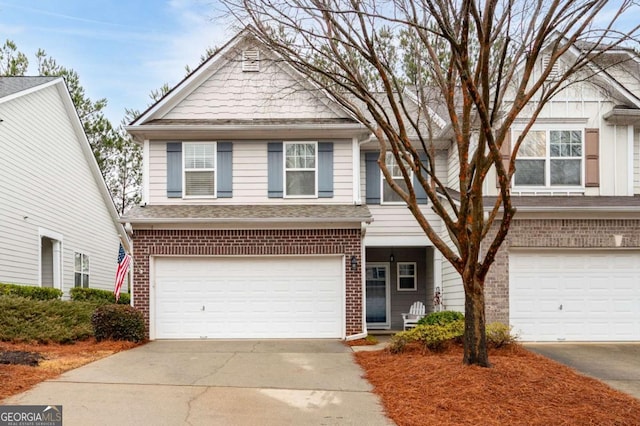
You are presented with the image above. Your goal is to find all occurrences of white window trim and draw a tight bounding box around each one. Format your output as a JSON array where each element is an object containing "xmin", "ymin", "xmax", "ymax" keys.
[
  {"xmin": 183, "ymin": 141, "xmax": 217, "ymax": 199},
  {"xmin": 38, "ymin": 228, "xmax": 63, "ymax": 291},
  {"xmin": 397, "ymin": 262, "xmax": 417, "ymax": 291},
  {"xmin": 512, "ymin": 126, "xmax": 585, "ymax": 192},
  {"xmin": 74, "ymin": 252, "xmax": 90, "ymax": 289},
  {"xmin": 381, "ymin": 152, "xmax": 413, "ymax": 205},
  {"xmin": 283, "ymin": 141, "xmax": 318, "ymax": 198}
]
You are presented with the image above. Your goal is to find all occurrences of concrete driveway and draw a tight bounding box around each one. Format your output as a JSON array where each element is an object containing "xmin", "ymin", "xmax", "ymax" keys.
[
  {"xmin": 4, "ymin": 340, "xmax": 393, "ymax": 426},
  {"xmin": 526, "ymin": 343, "xmax": 640, "ymax": 399}
]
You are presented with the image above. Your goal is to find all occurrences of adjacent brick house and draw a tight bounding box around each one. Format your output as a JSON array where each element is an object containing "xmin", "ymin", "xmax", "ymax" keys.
[{"xmin": 124, "ymin": 28, "xmax": 640, "ymax": 341}]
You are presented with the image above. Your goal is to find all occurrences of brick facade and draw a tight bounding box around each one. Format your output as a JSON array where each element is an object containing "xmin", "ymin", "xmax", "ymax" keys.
[
  {"xmin": 131, "ymin": 228, "xmax": 363, "ymax": 338},
  {"xmin": 485, "ymin": 219, "xmax": 640, "ymax": 324}
]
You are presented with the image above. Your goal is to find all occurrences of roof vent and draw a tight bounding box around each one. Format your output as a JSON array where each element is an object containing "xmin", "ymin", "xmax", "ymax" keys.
[
  {"xmin": 242, "ymin": 50, "xmax": 260, "ymax": 72},
  {"xmin": 542, "ymin": 54, "xmax": 562, "ymax": 80}
]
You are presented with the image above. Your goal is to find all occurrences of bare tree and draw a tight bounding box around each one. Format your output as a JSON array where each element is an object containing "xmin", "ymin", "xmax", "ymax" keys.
[{"xmin": 221, "ymin": 0, "xmax": 639, "ymax": 366}]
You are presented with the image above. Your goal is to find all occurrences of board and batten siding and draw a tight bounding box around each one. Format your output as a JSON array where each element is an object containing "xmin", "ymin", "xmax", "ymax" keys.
[
  {"xmin": 0, "ymin": 84, "xmax": 122, "ymax": 295},
  {"xmin": 486, "ymin": 94, "xmax": 632, "ymax": 196},
  {"xmin": 164, "ymin": 43, "xmax": 346, "ymax": 121},
  {"xmin": 148, "ymin": 139, "xmax": 354, "ymax": 204}
]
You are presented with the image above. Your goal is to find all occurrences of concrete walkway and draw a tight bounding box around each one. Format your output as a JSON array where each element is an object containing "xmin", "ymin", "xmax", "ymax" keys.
[
  {"xmin": 4, "ymin": 340, "xmax": 394, "ymax": 426},
  {"xmin": 526, "ymin": 343, "xmax": 640, "ymax": 400}
]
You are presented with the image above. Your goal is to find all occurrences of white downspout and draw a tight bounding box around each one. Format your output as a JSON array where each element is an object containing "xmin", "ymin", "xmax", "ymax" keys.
[
  {"xmin": 52, "ymin": 240, "xmax": 62, "ymax": 292},
  {"xmin": 628, "ymin": 125, "xmax": 634, "ymax": 196},
  {"xmin": 143, "ymin": 140, "xmax": 150, "ymax": 204}
]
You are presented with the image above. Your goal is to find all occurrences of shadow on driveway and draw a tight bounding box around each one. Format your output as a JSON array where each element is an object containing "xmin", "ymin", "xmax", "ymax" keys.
[
  {"xmin": 525, "ymin": 343, "xmax": 640, "ymax": 400},
  {"xmin": 4, "ymin": 340, "xmax": 394, "ymax": 426}
]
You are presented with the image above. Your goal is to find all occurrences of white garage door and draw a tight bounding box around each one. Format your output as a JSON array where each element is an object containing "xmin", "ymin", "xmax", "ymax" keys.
[
  {"xmin": 510, "ymin": 250, "xmax": 640, "ymax": 342},
  {"xmin": 153, "ymin": 256, "xmax": 344, "ymax": 339}
]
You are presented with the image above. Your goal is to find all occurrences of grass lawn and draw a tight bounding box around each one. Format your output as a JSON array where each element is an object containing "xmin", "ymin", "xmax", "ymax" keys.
[{"xmin": 355, "ymin": 343, "xmax": 640, "ymax": 425}]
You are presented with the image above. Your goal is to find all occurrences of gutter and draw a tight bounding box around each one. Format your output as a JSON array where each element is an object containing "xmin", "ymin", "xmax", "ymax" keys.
[{"xmin": 120, "ymin": 217, "xmax": 374, "ymax": 224}]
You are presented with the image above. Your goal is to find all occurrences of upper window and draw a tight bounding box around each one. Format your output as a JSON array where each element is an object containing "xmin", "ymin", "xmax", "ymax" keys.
[
  {"xmin": 382, "ymin": 152, "xmax": 411, "ymax": 203},
  {"xmin": 285, "ymin": 142, "xmax": 317, "ymax": 197},
  {"xmin": 397, "ymin": 262, "xmax": 417, "ymax": 291},
  {"xmin": 74, "ymin": 252, "xmax": 89, "ymax": 288},
  {"xmin": 184, "ymin": 142, "xmax": 216, "ymax": 197},
  {"xmin": 514, "ymin": 130, "xmax": 583, "ymax": 187}
]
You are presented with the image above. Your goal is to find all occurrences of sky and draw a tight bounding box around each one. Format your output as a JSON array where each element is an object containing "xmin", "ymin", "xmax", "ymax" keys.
[
  {"xmin": 0, "ymin": 0, "xmax": 234, "ymax": 125},
  {"xmin": 0, "ymin": 1, "xmax": 638, "ymax": 126}
]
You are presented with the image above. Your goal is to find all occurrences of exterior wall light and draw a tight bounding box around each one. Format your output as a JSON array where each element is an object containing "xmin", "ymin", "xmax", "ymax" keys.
[{"xmin": 350, "ymin": 255, "xmax": 358, "ymax": 271}]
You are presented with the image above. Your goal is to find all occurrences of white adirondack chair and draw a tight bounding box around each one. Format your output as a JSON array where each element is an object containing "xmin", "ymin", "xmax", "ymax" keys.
[{"xmin": 402, "ymin": 301, "xmax": 427, "ymax": 330}]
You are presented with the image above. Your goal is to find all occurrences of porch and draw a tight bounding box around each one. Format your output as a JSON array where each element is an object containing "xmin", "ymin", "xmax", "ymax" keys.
[{"xmin": 365, "ymin": 246, "xmax": 437, "ymax": 331}]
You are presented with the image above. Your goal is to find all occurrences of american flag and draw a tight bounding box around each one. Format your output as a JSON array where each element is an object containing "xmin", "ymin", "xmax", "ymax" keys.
[{"xmin": 114, "ymin": 243, "xmax": 131, "ymax": 302}]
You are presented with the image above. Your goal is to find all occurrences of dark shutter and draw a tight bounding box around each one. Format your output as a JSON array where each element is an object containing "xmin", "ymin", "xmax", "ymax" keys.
[
  {"xmin": 217, "ymin": 142, "xmax": 233, "ymax": 198},
  {"xmin": 318, "ymin": 142, "xmax": 334, "ymax": 198},
  {"xmin": 414, "ymin": 151, "xmax": 428, "ymax": 204},
  {"xmin": 585, "ymin": 128, "xmax": 600, "ymax": 187},
  {"xmin": 365, "ymin": 152, "xmax": 381, "ymax": 204},
  {"xmin": 267, "ymin": 142, "xmax": 283, "ymax": 198},
  {"xmin": 166, "ymin": 142, "xmax": 182, "ymax": 198},
  {"xmin": 496, "ymin": 131, "xmax": 511, "ymax": 188}
]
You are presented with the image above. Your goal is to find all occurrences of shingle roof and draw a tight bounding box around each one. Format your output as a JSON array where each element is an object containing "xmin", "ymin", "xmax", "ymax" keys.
[
  {"xmin": 0, "ymin": 76, "xmax": 58, "ymax": 98},
  {"xmin": 122, "ymin": 204, "xmax": 373, "ymax": 224},
  {"xmin": 143, "ymin": 118, "xmax": 360, "ymax": 126},
  {"xmin": 438, "ymin": 187, "xmax": 640, "ymax": 211},
  {"xmin": 485, "ymin": 194, "xmax": 640, "ymax": 210}
]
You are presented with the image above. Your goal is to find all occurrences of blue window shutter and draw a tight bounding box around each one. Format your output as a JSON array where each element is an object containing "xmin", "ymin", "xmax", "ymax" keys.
[
  {"xmin": 268, "ymin": 142, "xmax": 283, "ymax": 198},
  {"xmin": 414, "ymin": 151, "xmax": 428, "ymax": 204},
  {"xmin": 166, "ymin": 142, "xmax": 182, "ymax": 198},
  {"xmin": 217, "ymin": 142, "xmax": 233, "ymax": 198},
  {"xmin": 318, "ymin": 142, "xmax": 334, "ymax": 198},
  {"xmin": 365, "ymin": 152, "xmax": 380, "ymax": 204}
]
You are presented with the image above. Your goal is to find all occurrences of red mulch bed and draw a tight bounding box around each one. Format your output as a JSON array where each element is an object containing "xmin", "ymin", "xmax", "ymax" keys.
[
  {"xmin": 0, "ymin": 339, "xmax": 140, "ymax": 401},
  {"xmin": 355, "ymin": 343, "xmax": 640, "ymax": 425}
]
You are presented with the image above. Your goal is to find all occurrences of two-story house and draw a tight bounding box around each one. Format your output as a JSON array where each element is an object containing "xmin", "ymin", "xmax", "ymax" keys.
[{"xmin": 124, "ymin": 28, "xmax": 640, "ymax": 342}]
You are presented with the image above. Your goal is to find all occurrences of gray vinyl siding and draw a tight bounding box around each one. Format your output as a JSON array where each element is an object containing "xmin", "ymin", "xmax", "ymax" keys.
[
  {"xmin": 0, "ymin": 84, "xmax": 122, "ymax": 296},
  {"xmin": 440, "ymin": 204, "xmax": 464, "ymax": 312},
  {"xmin": 149, "ymin": 139, "xmax": 354, "ymax": 204}
]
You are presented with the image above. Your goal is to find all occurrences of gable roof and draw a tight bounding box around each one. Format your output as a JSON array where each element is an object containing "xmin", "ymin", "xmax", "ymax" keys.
[
  {"xmin": 0, "ymin": 76, "xmax": 58, "ymax": 98},
  {"xmin": 129, "ymin": 27, "xmax": 362, "ymax": 132},
  {"xmin": 0, "ymin": 76, "xmax": 130, "ymax": 251}
]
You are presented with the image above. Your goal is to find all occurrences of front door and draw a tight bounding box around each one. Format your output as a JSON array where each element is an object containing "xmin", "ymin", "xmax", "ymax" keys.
[{"xmin": 366, "ymin": 263, "xmax": 390, "ymax": 329}]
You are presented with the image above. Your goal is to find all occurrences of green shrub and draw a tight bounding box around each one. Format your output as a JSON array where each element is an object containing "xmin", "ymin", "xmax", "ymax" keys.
[
  {"xmin": 70, "ymin": 287, "xmax": 130, "ymax": 305},
  {"xmin": 389, "ymin": 320, "xmax": 464, "ymax": 353},
  {"xmin": 0, "ymin": 296, "xmax": 98, "ymax": 343},
  {"xmin": 486, "ymin": 322, "xmax": 519, "ymax": 348},
  {"xmin": 92, "ymin": 304, "xmax": 145, "ymax": 342},
  {"xmin": 418, "ymin": 310, "xmax": 464, "ymax": 326},
  {"xmin": 0, "ymin": 283, "xmax": 62, "ymax": 300}
]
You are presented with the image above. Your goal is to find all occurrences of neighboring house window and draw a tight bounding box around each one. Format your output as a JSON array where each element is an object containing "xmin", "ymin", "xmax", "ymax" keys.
[
  {"xmin": 382, "ymin": 152, "xmax": 412, "ymax": 203},
  {"xmin": 397, "ymin": 262, "xmax": 417, "ymax": 291},
  {"xmin": 514, "ymin": 129, "xmax": 582, "ymax": 187},
  {"xmin": 285, "ymin": 142, "xmax": 317, "ymax": 197},
  {"xmin": 74, "ymin": 252, "xmax": 89, "ymax": 288},
  {"xmin": 184, "ymin": 142, "xmax": 216, "ymax": 197}
]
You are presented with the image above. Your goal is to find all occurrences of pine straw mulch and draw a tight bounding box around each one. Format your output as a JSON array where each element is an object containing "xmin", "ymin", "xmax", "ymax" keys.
[
  {"xmin": 0, "ymin": 339, "xmax": 140, "ymax": 401},
  {"xmin": 355, "ymin": 343, "xmax": 640, "ymax": 426}
]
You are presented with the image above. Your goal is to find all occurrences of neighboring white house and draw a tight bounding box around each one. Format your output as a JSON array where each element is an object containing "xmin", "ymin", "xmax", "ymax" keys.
[{"xmin": 0, "ymin": 76, "xmax": 129, "ymax": 297}]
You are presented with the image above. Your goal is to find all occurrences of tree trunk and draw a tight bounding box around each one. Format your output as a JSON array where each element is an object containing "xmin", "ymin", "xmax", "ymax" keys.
[{"xmin": 463, "ymin": 276, "xmax": 491, "ymax": 367}]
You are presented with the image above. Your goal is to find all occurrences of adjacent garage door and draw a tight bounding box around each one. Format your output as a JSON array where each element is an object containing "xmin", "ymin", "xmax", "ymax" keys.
[
  {"xmin": 510, "ymin": 250, "xmax": 640, "ymax": 342},
  {"xmin": 153, "ymin": 256, "xmax": 344, "ymax": 339}
]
